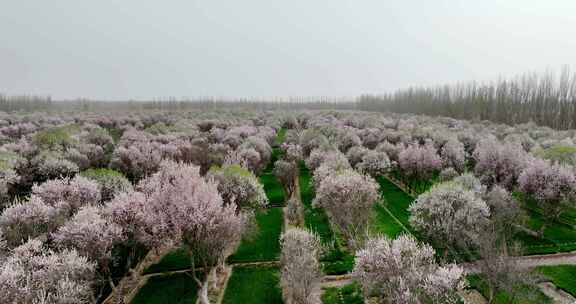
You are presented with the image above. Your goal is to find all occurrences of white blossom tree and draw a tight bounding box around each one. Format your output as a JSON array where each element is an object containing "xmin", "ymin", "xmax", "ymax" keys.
[
  {"xmin": 409, "ymin": 182, "xmax": 490, "ymax": 252},
  {"xmin": 52, "ymin": 205, "xmax": 124, "ymax": 294},
  {"xmin": 136, "ymin": 160, "xmax": 247, "ymax": 304},
  {"xmin": 356, "ymin": 149, "xmax": 391, "ymax": 176},
  {"xmin": 353, "ymin": 234, "xmax": 465, "ymax": 304},
  {"xmin": 313, "ymin": 169, "xmax": 379, "ymax": 249},
  {"xmin": 208, "ymin": 164, "xmax": 268, "ymax": 212},
  {"xmin": 0, "ymin": 239, "xmax": 96, "ymax": 303},
  {"xmin": 280, "ymin": 228, "xmax": 322, "ymax": 304},
  {"xmin": 440, "ymin": 138, "xmax": 467, "ymax": 173},
  {"xmin": 0, "ymin": 196, "xmax": 60, "ymax": 248}
]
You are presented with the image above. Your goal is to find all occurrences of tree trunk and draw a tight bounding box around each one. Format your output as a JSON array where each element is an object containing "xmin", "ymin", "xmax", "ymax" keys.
[
  {"xmin": 487, "ymin": 287, "xmax": 494, "ymax": 304},
  {"xmin": 538, "ymin": 223, "xmax": 547, "ymax": 237},
  {"xmin": 198, "ymin": 279, "xmax": 211, "ymax": 304}
]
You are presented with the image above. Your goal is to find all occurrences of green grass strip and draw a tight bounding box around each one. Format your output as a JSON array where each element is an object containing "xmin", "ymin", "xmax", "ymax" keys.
[
  {"xmin": 260, "ymin": 172, "xmax": 285, "ymax": 207},
  {"xmin": 132, "ymin": 272, "xmax": 203, "ymax": 304},
  {"xmin": 537, "ymin": 265, "xmax": 576, "ymax": 297},
  {"xmin": 228, "ymin": 207, "xmax": 283, "ymax": 263},
  {"xmin": 322, "ymin": 282, "xmax": 364, "ymax": 304},
  {"xmin": 221, "ymin": 266, "xmax": 283, "ymax": 304},
  {"xmin": 370, "ymin": 203, "xmax": 407, "ymax": 238},
  {"xmin": 467, "ymin": 274, "xmax": 552, "ymax": 304}
]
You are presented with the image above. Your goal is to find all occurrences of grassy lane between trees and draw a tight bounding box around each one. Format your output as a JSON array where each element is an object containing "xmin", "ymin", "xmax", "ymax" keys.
[
  {"xmin": 221, "ymin": 266, "xmax": 283, "ymax": 304},
  {"xmin": 517, "ymin": 198, "xmax": 576, "ymax": 255},
  {"xmin": 371, "ymin": 176, "xmax": 416, "ymax": 238},
  {"xmin": 227, "ymin": 207, "xmax": 283, "ymax": 263},
  {"xmin": 467, "ymin": 274, "xmax": 552, "ymax": 304},
  {"xmin": 131, "ymin": 272, "xmax": 204, "ymax": 304},
  {"xmin": 321, "ymin": 283, "xmax": 364, "ymax": 304},
  {"xmin": 537, "ymin": 265, "xmax": 576, "ymax": 297}
]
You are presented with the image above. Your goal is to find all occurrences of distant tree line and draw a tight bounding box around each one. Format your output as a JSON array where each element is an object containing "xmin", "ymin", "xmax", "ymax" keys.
[
  {"xmin": 357, "ymin": 67, "xmax": 576, "ymax": 129},
  {"xmin": 0, "ymin": 95, "xmax": 356, "ymax": 113},
  {"xmin": 3, "ymin": 67, "xmax": 576, "ymax": 129}
]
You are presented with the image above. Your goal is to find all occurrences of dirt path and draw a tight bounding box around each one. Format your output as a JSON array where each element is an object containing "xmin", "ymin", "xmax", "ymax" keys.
[
  {"xmin": 462, "ymin": 251, "xmax": 576, "ymax": 274},
  {"xmin": 538, "ymin": 282, "xmax": 576, "ymax": 304},
  {"xmin": 320, "ymin": 274, "xmax": 353, "ymax": 288},
  {"xmin": 139, "ymin": 260, "xmax": 281, "ymax": 280}
]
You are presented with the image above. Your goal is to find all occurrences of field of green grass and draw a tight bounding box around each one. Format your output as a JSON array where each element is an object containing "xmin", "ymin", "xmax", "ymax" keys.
[
  {"xmin": 467, "ymin": 274, "xmax": 552, "ymax": 304},
  {"xmin": 516, "ymin": 197, "xmax": 576, "ymax": 255},
  {"xmin": 260, "ymin": 145, "xmax": 286, "ymax": 207},
  {"xmin": 371, "ymin": 203, "xmax": 405, "ymax": 238},
  {"xmin": 260, "ymin": 172, "xmax": 285, "ymax": 207},
  {"xmin": 537, "ymin": 265, "xmax": 576, "ymax": 296},
  {"xmin": 370, "ymin": 176, "xmax": 416, "ymax": 238},
  {"xmin": 228, "ymin": 207, "xmax": 283, "ymax": 263},
  {"xmin": 221, "ymin": 266, "xmax": 283, "ymax": 304},
  {"xmin": 132, "ymin": 272, "xmax": 203, "ymax": 304}
]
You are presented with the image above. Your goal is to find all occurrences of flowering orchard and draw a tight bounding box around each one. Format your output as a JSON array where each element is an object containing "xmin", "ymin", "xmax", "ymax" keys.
[{"xmin": 0, "ymin": 109, "xmax": 574, "ymax": 303}]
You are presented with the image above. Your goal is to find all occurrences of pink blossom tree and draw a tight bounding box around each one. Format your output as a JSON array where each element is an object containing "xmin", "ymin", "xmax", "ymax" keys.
[
  {"xmin": 224, "ymin": 147, "xmax": 262, "ymax": 174},
  {"xmin": 240, "ymin": 136, "xmax": 272, "ymax": 171},
  {"xmin": 0, "ymin": 239, "xmax": 96, "ymax": 303},
  {"xmin": 281, "ymin": 143, "xmax": 304, "ymax": 162},
  {"xmin": 335, "ymin": 129, "xmax": 362, "ymax": 153},
  {"xmin": 398, "ymin": 142, "xmax": 442, "ymax": 180},
  {"xmin": 353, "ymin": 234, "xmax": 465, "ymax": 304},
  {"xmin": 136, "ymin": 160, "xmax": 246, "ymax": 304},
  {"xmin": 280, "ymin": 228, "xmax": 323, "ymax": 304},
  {"xmin": 518, "ymin": 158, "xmax": 576, "ymax": 234},
  {"xmin": 309, "ymin": 150, "xmax": 351, "ymax": 189},
  {"xmin": 409, "ymin": 182, "xmax": 490, "ymax": 251},
  {"xmin": 440, "ymin": 138, "xmax": 467, "ymax": 172},
  {"xmin": 356, "ymin": 149, "xmax": 391, "ymax": 177},
  {"xmin": 52, "ymin": 206, "xmax": 124, "ymax": 293},
  {"xmin": 100, "ymin": 190, "xmax": 148, "ymax": 273},
  {"xmin": 376, "ymin": 140, "xmax": 404, "ymax": 164},
  {"xmin": 32, "ymin": 175, "xmax": 101, "ymax": 217},
  {"xmin": 345, "ymin": 146, "xmax": 369, "ymax": 168},
  {"xmin": 473, "ymin": 138, "xmax": 528, "ymax": 189},
  {"xmin": 207, "ymin": 164, "xmax": 268, "ymax": 212},
  {"xmin": 274, "ymin": 160, "xmax": 299, "ymax": 198},
  {"xmin": 0, "ymin": 196, "xmax": 60, "ymax": 248},
  {"xmin": 313, "ymin": 169, "xmax": 379, "ymax": 249},
  {"xmin": 110, "ymin": 143, "xmax": 163, "ymax": 180}
]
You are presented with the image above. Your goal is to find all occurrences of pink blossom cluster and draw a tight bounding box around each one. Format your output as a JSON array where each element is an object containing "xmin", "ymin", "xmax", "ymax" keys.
[
  {"xmin": 354, "ymin": 234, "xmax": 465, "ymax": 304},
  {"xmin": 208, "ymin": 164, "xmax": 269, "ymax": 212},
  {"xmin": 0, "ymin": 238, "xmax": 96, "ymax": 303},
  {"xmin": 398, "ymin": 142, "xmax": 442, "ymax": 179},
  {"xmin": 473, "ymin": 138, "xmax": 528, "ymax": 189},
  {"xmin": 518, "ymin": 158, "xmax": 576, "ymax": 220},
  {"xmin": 32, "ymin": 175, "xmax": 101, "ymax": 215},
  {"xmin": 313, "ymin": 169, "xmax": 379, "ymax": 249},
  {"xmin": 409, "ymin": 181, "xmax": 490, "ymax": 249}
]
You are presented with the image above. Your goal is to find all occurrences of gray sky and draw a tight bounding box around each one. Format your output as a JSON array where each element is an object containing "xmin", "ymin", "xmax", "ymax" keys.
[{"xmin": 1, "ymin": 0, "xmax": 575, "ymax": 100}]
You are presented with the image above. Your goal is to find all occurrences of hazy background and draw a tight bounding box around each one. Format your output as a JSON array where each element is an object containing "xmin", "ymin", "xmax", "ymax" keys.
[{"xmin": 1, "ymin": 0, "xmax": 575, "ymax": 100}]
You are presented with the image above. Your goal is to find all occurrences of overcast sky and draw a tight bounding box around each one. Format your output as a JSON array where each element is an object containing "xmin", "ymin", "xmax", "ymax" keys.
[{"xmin": 1, "ymin": 1, "xmax": 575, "ymax": 100}]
